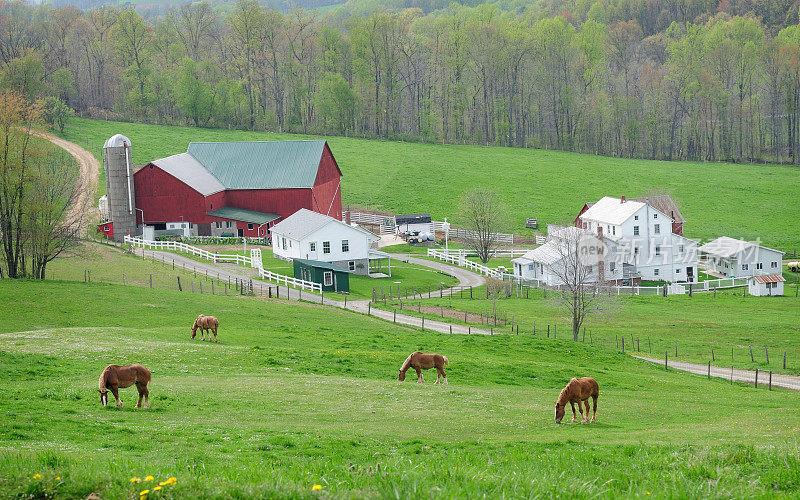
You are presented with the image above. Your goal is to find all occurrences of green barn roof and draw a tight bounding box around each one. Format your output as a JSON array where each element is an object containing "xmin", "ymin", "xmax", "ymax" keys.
[
  {"xmin": 206, "ymin": 207, "xmax": 280, "ymax": 225},
  {"xmin": 186, "ymin": 140, "xmax": 328, "ymax": 190}
]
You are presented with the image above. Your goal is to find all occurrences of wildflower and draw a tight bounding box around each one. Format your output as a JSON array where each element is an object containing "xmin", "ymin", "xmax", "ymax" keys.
[
  {"xmin": 56, "ymin": 477, "xmax": 61, "ymax": 480},
  {"xmin": 145, "ymin": 476, "xmax": 154, "ymax": 481},
  {"xmin": 312, "ymin": 484, "xmax": 322, "ymax": 491},
  {"xmin": 140, "ymin": 490, "xmax": 150, "ymax": 498},
  {"xmin": 33, "ymin": 474, "xmax": 42, "ymax": 479},
  {"xmin": 153, "ymin": 486, "xmax": 162, "ymax": 492},
  {"xmin": 158, "ymin": 482, "xmax": 168, "ymax": 486},
  {"xmin": 131, "ymin": 477, "xmax": 142, "ymax": 483}
]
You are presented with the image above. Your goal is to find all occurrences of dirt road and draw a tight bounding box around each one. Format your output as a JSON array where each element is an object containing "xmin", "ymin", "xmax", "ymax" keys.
[{"xmin": 34, "ymin": 131, "xmax": 100, "ymax": 236}]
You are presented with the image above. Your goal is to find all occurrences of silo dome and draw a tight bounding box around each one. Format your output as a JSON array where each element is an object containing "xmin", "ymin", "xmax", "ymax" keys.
[{"xmin": 103, "ymin": 134, "xmax": 131, "ymax": 149}]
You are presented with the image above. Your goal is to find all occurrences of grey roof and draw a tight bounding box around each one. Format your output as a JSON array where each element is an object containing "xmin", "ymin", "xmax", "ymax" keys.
[
  {"xmin": 271, "ymin": 208, "xmax": 379, "ymax": 241},
  {"xmin": 206, "ymin": 207, "xmax": 280, "ymax": 225},
  {"xmin": 104, "ymin": 134, "xmax": 131, "ymax": 148},
  {"xmin": 294, "ymin": 258, "xmax": 351, "ymax": 273},
  {"xmin": 581, "ymin": 196, "xmax": 647, "ymax": 225},
  {"xmin": 698, "ymin": 236, "xmax": 784, "ymax": 259},
  {"xmin": 186, "ymin": 140, "xmax": 329, "ymax": 190},
  {"xmin": 513, "ymin": 241, "xmax": 564, "ymax": 266},
  {"xmin": 151, "ymin": 153, "xmax": 225, "ymax": 196}
]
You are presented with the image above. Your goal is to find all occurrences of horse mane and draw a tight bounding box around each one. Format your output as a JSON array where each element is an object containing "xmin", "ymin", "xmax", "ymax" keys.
[
  {"xmin": 399, "ymin": 353, "xmax": 414, "ymax": 372},
  {"xmin": 557, "ymin": 378, "xmax": 578, "ymax": 404},
  {"xmin": 98, "ymin": 366, "xmax": 108, "ymax": 391}
]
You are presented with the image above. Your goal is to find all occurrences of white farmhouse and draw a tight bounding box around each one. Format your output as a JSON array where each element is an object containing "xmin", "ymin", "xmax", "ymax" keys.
[
  {"xmin": 747, "ymin": 274, "xmax": 785, "ymax": 296},
  {"xmin": 511, "ymin": 227, "xmax": 623, "ymax": 286},
  {"xmin": 698, "ymin": 236, "xmax": 784, "ymax": 277},
  {"xmin": 271, "ymin": 209, "xmax": 381, "ymax": 275},
  {"xmin": 577, "ymin": 196, "xmax": 698, "ymax": 282}
]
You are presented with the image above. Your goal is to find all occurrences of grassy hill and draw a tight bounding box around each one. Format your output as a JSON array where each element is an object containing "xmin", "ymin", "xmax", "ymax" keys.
[
  {"xmin": 1, "ymin": 278, "xmax": 799, "ymax": 498},
  {"xmin": 60, "ymin": 118, "xmax": 800, "ymax": 252}
]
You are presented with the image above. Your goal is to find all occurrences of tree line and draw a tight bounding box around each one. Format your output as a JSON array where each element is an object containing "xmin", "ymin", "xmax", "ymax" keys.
[{"xmin": 2, "ymin": 0, "xmax": 800, "ymax": 163}]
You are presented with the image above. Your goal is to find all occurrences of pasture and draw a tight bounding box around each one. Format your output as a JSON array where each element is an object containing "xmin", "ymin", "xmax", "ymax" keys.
[
  {"xmin": 1, "ymin": 279, "xmax": 799, "ymax": 499},
  {"xmin": 61, "ymin": 118, "xmax": 800, "ymax": 252}
]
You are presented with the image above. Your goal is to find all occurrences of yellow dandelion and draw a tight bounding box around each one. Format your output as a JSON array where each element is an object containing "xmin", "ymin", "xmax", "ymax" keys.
[
  {"xmin": 158, "ymin": 481, "xmax": 168, "ymax": 486},
  {"xmin": 153, "ymin": 486, "xmax": 162, "ymax": 492},
  {"xmin": 140, "ymin": 490, "xmax": 150, "ymax": 496},
  {"xmin": 33, "ymin": 474, "xmax": 42, "ymax": 479},
  {"xmin": 55, "ymin": 477, "xmax": 61, "ymax": 481},
  {"xmin": 131, "ymin": 477, "xmax": 142, "ymax": 483},
  {"xmin": 145, "ymin": 475, "xmax": 154, "ymax": 481},
  {"xmin": 312, "ymin": 484, "xmax": 323, "ymax": 491},
  {"xmin": 167, "ymin": 477, "xmax": 177, "ymax": 484}
]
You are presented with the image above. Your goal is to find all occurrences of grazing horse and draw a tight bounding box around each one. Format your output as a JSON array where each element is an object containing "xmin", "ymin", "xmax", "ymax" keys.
[
  {"xmin": 98, "ymin": 364, "xmax": 151, "ymax": 409},
  {"xmin": 191, "ymin": 314, "xmax": 219, "ymax": 342},
  {"xmin": 398, "ymin": 351, "xmax": 449, "ymax": 384},
  {"xmin": 555, "ymin": 377, "xmax": 599, "ymax": 424}
]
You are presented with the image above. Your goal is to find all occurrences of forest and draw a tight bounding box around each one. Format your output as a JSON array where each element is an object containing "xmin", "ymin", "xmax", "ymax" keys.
[{"xmin": 2, "ymin": 0, "xmax": 800, "ymax": 163}]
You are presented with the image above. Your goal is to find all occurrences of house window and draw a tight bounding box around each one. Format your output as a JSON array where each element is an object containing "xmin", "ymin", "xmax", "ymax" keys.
[
  {"xmin": 634, "ymin": 247, "xmax": 639, "ymax": 255},
  {"xmin": 587, "ymin": 265, "xmax": 592, "ymax": 273},
  {"xmin": 348, "ymin": 261, "xmax": 355, "ymax": 271},
  {"xmin": 282, "ymin": 237, "xmax": 287, "ymax": 250},
  {"xmin": 609, "ymin": 262, "xmax": 615, "ymax": 272},
  {"xmin": 676, "ymin": 269, "xmax": 680, "ymax": 274},
  {"xmin": 342, "ymin": 240, "xmax": 349, "ymax": 252},
  {"xmin": 742, "ymin": 264, "xmax": 748, "ymax": 271},
  {"xmin": 324, "ymin": 271, "xmax": 333, "ymax": 286},
  {"xmin": 756, "ymin": 262, "xmax": 763, "ymax": 270},
  {"xmin": 654, "ymin": 224, "xmax": 660, "ymax": 234},
  {"xmin": 679, "ymin": 245, "xmax": 684, "ymax": 253},
  {"xmin": 654, "ymin": 268, "xmax": 660, "ymax": 276},
  {"xmin": 633, "ymin": 226, "xmax": 639, "ymax": 236},
  {"xmin": 248, "ymin": 223, "xmax": 254, "ymax": 230},
  {"xmin": 189, "ymin": 223, "xmax": 193, "ymax": 228},
  {"xmin": 612, "ymin": 226, "xmax": 616, "ymax": 236},
  {"xmin": 653, "ymin": 213, "xmax": 658, "ymax": 219},
  {"xmin": 310, "ymin": 242, "xmax": 316, "ymax": 252},
  {"xmin": 528, "ymin": 264, "xmax": 534, "ymax": 271},
  {"xmin": 771, "ymin": 261, "xmax": 778, "ymax": 268},
  {"xmin": 634, "ymin": 215, "xmax": 639, "ymax": 221},
  {"xmin": 226, "ymin": 221, "xmax": 233, "ymax": 228},
  {"xmin": 655, "ymin": 246, "xmax": 661, "ymax": 256},
  {"xmin": 323, "ymin": 241, "xmax": 330, "ymax": 254},
  {"xmin": 215, "ymin": 222, "xmax": 222, "ymax": 229}
]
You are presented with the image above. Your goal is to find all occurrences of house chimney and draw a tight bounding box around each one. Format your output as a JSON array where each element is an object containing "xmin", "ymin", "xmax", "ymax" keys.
[
  {"xmin": 620, "ymin": 195, "xmax": 626, "ymax": 203},
  {"xmin": 345, "ymin": 210, "xmax": 351, "ymax": 225}
]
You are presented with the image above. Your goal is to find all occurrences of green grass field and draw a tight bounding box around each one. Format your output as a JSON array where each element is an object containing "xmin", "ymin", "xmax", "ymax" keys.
[
  {"xmin": 59, "ymin": 118, "xmax": 800, "ymax": 253},
  {"xmin": 2, "ymin": 279, "xmax": 800, "ymax": 499}
]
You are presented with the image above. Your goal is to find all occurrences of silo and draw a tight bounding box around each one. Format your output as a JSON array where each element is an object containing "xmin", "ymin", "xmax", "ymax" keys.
[{"xmin": 103, "ymin": 134, "xmax": 137, "ymax": 241}]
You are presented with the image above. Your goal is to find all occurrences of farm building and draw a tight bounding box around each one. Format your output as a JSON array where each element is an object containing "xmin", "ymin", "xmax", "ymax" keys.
[
  {"xmin": 293, "ymin": 259, "xmax": 350, "ymax": 293},
  {"xmin": 575, "ymin": 195, "xmax": 685, "ymax": 236},
  {"xmin": 576, "ymin": 196, "xmax": 697, "ymax": 282},
  {"xmin": 270, "ymin": 209, "xmax": 388, "ymax": 276},
  {"xmin": 131, "ymin": 140, "xmax": 342, "ymax": 238},
  {"xmin": 747, "ymin": 274, "xmax": 785, "ymax": 296},
  {"xmin": 699, "ymin": 236, "xmax": 784, "ymax": 277},
  {"xmin": 395, "ymin": 213, "xmax": 432, "ymax": 234},
  {"xmin": 511, "ymin": 227, "xmax": 625, "ymax": 286}
]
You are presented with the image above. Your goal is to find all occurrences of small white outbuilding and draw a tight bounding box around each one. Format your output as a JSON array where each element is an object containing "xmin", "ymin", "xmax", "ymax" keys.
[{"xmin": 747, "ymin": 274, "xmax": 785, "ymax": 296}]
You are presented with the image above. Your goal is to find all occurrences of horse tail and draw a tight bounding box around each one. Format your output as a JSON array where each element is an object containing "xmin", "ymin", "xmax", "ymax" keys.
[
  {"xmin": 443, "ymin": 356, "xmax": 449, "ymax": 367},
  {"xmin": 400, "ymin": 353, "xmax": 414, "ymax": 372}
]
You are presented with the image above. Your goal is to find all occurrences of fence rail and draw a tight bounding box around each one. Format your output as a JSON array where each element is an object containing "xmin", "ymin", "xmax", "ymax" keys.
[
  {"xmin": 125, "ymin": 236, "xmax": 321, "ymax": 292},
  {"xmin": 428, "ymin": 248, "xmax": 503, "ymax": 278},
  {"xmin": 428, "ymin": 248, "xmax": 532, "ymax": 258}
]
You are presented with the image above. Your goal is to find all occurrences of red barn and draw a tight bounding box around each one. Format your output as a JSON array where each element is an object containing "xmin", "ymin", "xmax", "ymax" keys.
[{"xmin": 133, "ymin": 140, "xmax": 342, "ymax": 238}]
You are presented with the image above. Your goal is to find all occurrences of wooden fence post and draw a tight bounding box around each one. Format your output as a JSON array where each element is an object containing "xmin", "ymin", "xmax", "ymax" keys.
[
  {"xmin": 547, "ymin": 325, "xmax": 550, "ymax": 338},
  {"xmin": 211, "ymin": 280, "xmax": 214, "ymax": 295},
  {"xmin": 368, "ymin": 302, "xmax": 371, "ymax": 315},
  {"xmin": 665, "ymin": 350, "xmax": 668, "ymax": 370},
  {"xmin": 675, "ymin": 341, "xmax": 678, "ymax": 357},
  {"xmin": 84, "ymin": 269, "xmax": 87, "ymax": 283},
  {"xmin": 122, "ymin": 273, "xmax": 126, "ymax": 285},
  {"xmin": 755, "ymin": 368, "xmax": 758, "ymax": 388},
  {"xmin": 749, "ymin": 345, "xmax": 754, "ymax": 362},
  {"xmin": 421, "ymin": 317, "xmax": 424, "ymax": 331},
  {"xmin": 765, "ymin": 347, "xmax": 769, "ymax": 365},
  {"xmin": 554, "ymin": 325, "xmax": 556, "ymax": 339},
  {"xmin": 710, "ymin": 344, "xmax": 715, "ymax": 362},
  {"xmin": 784, "ymin": 351, "xmax": 787, "ymax": 369},
  {"xmin": 769, "ymin": 371, "xmax": 772, "ymax": 390},
  {"xmin": 199, "ymin": 281, "xmax": 203, "ymax": 294},
  {"xmin": 393, "ymin": 310, "xmax": 396, "ymax": 323},
  {"xmin": 707, "ymin": 361, "xmax": 711, "ymax": 379},
  {"xmin": 622, "ymin": 336, "xmax": 625, "ymax": 353},
  {"xmin": 177, "ymin": 276, "xmax": 182, "ymax": 291},
  {"xmin": 149, "ymin": 274, "xmax": 153, "ymax": 289}
]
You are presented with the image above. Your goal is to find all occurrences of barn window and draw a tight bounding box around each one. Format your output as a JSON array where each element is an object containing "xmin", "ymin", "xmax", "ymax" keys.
[
  {"xmin": 341, "ymin": 240, "xmax": 349, "ymax": 252},
  {"xmin": 324, "ymin": 271, "xmax": 333, "ymax": 286},
  {"xmin": 633, "ymin": 226, "xmax": 639, "ymax": 236},
  {"xmin": 654, "ymin": 224, "xmax": 660, "ymax": 234},
  {"xmin": 215, "ymin": 222, "xmax": 222, "ymax": 229},
  {"xmin": 248, "ymin": 223, "xmax": 254, "ymax": 230},
  {"xmin": 310, "ymin": 242, "xmax": 316, "ymax": 252},
  {"xmin": 323, "ymin": 241, "xmax": 330, "ymax": 254}
]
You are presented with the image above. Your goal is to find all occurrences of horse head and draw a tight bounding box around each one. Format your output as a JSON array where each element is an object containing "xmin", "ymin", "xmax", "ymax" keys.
[
  {"xmin": 190, "ymin": 318, "xmax": 198, "ymax": 338},
  {"xmin": 554, "ymin": 401, "xmax": 565, "ymax": 424},
  {"xmin": 398, "ymin": 370, "xmax": 406, "ymax": 382},
  {"xmin": 98, "ymin": 389, "xmax": 108, "ymax": 407}
]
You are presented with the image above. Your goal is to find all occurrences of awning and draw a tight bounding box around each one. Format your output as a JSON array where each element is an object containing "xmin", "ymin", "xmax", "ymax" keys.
[
  {"xmin": 751, "ymin": 274, "xmax": 785, "ymax": 284},
  {"xmin": 206, "ymin": 207, "xmax": 280, "ymax": 225},
  {"xmin": 369, "ymin": 250, "xmax": 391, "ymax": 259}
]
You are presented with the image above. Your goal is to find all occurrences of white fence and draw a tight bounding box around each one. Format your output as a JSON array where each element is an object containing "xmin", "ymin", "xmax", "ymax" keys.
[
  {"xmin": 430, "ymin": 248, "xmax": 532, "ymax": 258},
  {"xmin": 348, "ymin": 212, "xmax": 515, "ymax": 243},
  {"xmin": 676, "ymin": 276, "xmax": 747, "ymax": 292},
  {"xmin": 125, "ymin": 236, "xmax": 321, "ymax": 292},
  {"xmin": 428, "ymin": 248, "xmax": 503, "ymax": 278}
]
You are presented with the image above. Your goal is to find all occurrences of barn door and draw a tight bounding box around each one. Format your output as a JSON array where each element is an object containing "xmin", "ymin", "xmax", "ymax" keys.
[{"xmin": 197, "ymin": 223, "xmax": 212, "ymax": 236}]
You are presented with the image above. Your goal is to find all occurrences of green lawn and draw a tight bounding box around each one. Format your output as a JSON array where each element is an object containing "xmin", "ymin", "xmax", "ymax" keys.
[
  {"xmin": 373, "ymin": 286, "xmax": 800, "ymax": 376},
  {"xmin": 59, "ymin": 118, "xmax": 800, "ymax": 252},
  {"xmin": 2, "ymin": 279, "xmax": 799, "ymax": 499}
]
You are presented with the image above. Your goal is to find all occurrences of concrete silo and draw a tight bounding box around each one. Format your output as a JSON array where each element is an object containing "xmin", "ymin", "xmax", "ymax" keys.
[{"xmin": 103, "ymin": 134, "xmax": 137, "ymax": 241}]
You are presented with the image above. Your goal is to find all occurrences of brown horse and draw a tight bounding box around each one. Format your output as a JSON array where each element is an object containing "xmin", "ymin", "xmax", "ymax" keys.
[
  {"xmin": 555, "ymin": 377, "xmax": 599, "ymax": 424},
  {"xmin": 98, "ymin": 364, "xmax": 152, "ymax": 408},
  {"xmin": 398, "ymin": 352, "xmax": 449, "ymax": 384},
  {"xmin": 191, "ymin": 314, "xmax": 219, "ymax": 342}
]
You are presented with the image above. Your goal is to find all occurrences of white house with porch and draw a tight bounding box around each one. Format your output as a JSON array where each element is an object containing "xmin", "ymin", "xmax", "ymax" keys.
[
  {"xmin": 271, "ymin": 209, "xmax": 388, "ymax": 276},
  {"xmin": 699, "ymin": 236, "xmax": 784, "ymax": 277},
  {"xmin": 577, "ymin": 196, "xmax": 698, "ymax": 282},
  {"xmin": 511, "ymin": 227, "xmax": 624, "ymax": 286}
]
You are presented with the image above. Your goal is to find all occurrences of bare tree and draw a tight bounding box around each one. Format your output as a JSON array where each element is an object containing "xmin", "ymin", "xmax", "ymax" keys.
[
  {"xmin": 458, "ymin": 187, "xmax": 507, "ymax": 264},
  {"xmin": 548, "ymin": 226, "xmax": 615, "ymax": 341}
]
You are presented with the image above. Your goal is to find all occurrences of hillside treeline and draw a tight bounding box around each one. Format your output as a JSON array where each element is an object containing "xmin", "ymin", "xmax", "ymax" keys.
[{"xmin": 2, "ymin": 0, "xmax": 800, "ymax": 163}]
